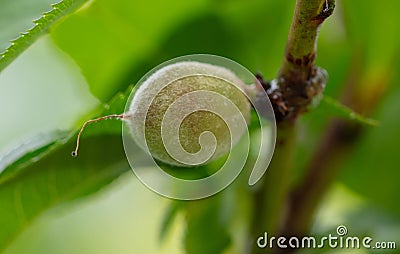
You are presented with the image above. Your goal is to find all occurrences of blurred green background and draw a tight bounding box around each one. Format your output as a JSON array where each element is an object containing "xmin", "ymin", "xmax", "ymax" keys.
[{"xmin": 0, "ymin": 0, "xmax": 399, "ymax": 253}]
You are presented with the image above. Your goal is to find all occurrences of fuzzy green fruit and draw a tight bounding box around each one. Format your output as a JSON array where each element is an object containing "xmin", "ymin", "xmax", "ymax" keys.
[{"xmin": 127, "ymin": 61, "xmax": 251, "ymax": 166}]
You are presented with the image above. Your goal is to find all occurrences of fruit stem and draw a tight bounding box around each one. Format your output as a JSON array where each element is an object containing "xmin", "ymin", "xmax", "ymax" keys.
[{"xmin": 72, "ymin": 114, "xmax": 126, "ymax": 157}]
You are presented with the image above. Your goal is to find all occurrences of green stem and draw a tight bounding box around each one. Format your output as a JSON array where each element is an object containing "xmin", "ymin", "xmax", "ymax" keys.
[
  {"xmin": 249, "ymin": 122, "xmax": 296, "ymax": 254},
  {"xmin": 269, "ymin": 0, "xmax": 335, "ymax": 122},
  {"xmin": 249, "ymin": 0, "xmax": 335, "ymax": 253},
  {"xmin": 279, "ymin": 0, "xmax": 335, "ymax": 81}
]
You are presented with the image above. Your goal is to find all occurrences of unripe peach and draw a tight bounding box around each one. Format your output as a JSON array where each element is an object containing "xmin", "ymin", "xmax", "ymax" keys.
[{"xmin": 127, "ymin": 61, "xmax": 251, "ymax": 166}]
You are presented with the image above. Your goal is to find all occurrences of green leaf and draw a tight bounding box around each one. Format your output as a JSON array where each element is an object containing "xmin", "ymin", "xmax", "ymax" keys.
[
  {"xmin": 320, "ymin": 96, "xmax": 379, "ymax": 126},
  {"xmin": 0, "ymin": 87, "xmax": 132, "ymax": 251},
  {"xmin": 0, "ymin": 134, "xmax": 129, "ymax": 251},
  {"xmin": 0, "ymin": 0, "xmax": 55, "ymax": 52},
  {"xmin": 159, "ymin": 201, "xmax": 183, "ymax": 242},
  {"xmin": 0, "ymin": 87, "xmax": 130, "ymax": 182},
  {"xmin": 0, "ymin": 131, "xmax": 72, "ymax": 184},
  {"xmin": 184, "ymin": 194, "xmax": 232, "ymax": 254},
  {"xmin": 51, "ymin": 0, "xmax": 209, "ymax": 101},
  {"xmin": 0, "ymin": 0, "xmax": 89, "ymax": 73}
]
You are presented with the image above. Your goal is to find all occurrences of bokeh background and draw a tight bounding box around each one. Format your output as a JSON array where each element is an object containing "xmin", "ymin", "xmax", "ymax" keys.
[{"xmin": 0, "ymin": 0, "xmax": 399, "ymax": 253}]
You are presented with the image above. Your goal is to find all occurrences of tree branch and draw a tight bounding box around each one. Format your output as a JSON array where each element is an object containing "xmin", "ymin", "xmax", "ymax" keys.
[
  {"xmin": 249, "ymin": 0, "xmax": 335, "ymax": 253},
  {"xmin": 268, "ymin": 0, "xmax": 335, "ymax": 121},
  {"xmin": 279, "ymin": 0, "xmax": 334, "ymax": 80}
]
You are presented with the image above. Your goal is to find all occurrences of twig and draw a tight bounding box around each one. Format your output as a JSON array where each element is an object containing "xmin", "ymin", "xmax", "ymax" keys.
[
  {"xmin": 249, "ymin": 1, "xmax": 335, "ymax": 253},
  {"xmin": 271, "ymin": 0, "xmax": 335, "ymax": 121}
]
